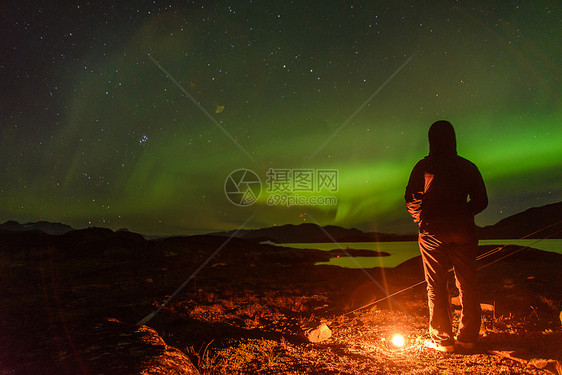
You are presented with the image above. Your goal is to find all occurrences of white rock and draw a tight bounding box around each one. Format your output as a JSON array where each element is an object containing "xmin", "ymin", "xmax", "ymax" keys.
[{"xmin": 306, "ymin": 323, "xmax": 332, "ymax": 343}]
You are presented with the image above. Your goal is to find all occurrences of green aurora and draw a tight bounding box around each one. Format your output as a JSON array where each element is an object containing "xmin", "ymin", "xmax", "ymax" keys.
[{"xmin": 1, "ymin": 1, "xmax": 560, "ymax": 235}]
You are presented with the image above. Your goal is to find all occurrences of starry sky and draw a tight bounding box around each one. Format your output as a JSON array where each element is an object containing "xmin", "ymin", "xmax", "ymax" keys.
[{"xmin": 1, "ymin": 1, "xmax": 560, "ymax": 236}]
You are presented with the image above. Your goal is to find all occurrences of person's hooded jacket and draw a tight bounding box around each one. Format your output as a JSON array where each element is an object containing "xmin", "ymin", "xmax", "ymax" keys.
[{"xmin": 405, "ymin": 121, "xmax": 488, "ymax": 231}]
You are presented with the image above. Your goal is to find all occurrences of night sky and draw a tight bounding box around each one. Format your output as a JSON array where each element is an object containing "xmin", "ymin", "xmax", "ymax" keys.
[{"xmin": 1, "ymin": 1, "xmax": 560, "ymax": 236}]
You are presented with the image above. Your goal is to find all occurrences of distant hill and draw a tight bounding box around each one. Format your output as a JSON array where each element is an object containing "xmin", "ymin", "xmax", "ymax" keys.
[
  {"xmin": 211, "ymin": 223, "xmax": 416, "ymax": 243},
  {"xmin": 213, "ymin": 202, "xmax": 562, "ymax": 243},
  {"xmin": 0, "ymin": 226, "xmax": 149, "ymax": 260},
  {"xmin": 1, "ymin": 201, "xmax": 560, "ymax": 241},
  {"xmin": 0, "ymin": 220, "xmax": 73, "ymax": 235},
  {"xmin": 478, "ymin": 202, "xmax": 562, "ymax": 239}
]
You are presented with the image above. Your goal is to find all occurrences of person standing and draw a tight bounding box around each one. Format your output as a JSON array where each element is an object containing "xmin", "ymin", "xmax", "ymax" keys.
[{"xmin": 405, "ymin": 120, "xmax": 488, "ymax": 352}]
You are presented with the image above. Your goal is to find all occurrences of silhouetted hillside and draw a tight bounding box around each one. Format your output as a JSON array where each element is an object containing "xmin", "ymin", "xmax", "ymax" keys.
[
  {"xmin": 213, "ymin": 202, "xmax": 562, "ymax": 243},
  {"xmin": 2, "ymin": 201, "xmax": 560, "ymax": 243},
  {"xmin": 211, "ymin": 223, "xmax": 416, "ymax": 243},
  {"xmin": 0, "ymin": 226, "xmax": 149, "ymax": 260},
  {"xmin": 478, "ymin": 202, "xmax": 562, "ymax": 239},
  {"xmin": 0, "ymin": 220, "xmax": 73, "ymax": 235}
]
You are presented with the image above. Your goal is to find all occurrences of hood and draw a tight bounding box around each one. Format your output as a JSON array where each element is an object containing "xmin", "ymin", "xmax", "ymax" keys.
[{"xmin": 428, "ymin": 120, "xmax": 457, "ymax": 155}]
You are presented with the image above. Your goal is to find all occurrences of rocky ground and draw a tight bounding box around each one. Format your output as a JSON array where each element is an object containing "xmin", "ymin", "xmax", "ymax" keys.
[{"xmin": 0, "ymin": 229, "xmax": 561, "ymax": 374}]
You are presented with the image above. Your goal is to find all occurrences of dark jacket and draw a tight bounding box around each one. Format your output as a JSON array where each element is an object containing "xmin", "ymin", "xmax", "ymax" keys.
[{"xmin": 405, "ymin": 121, "xmax": 488, "ymax": 229}]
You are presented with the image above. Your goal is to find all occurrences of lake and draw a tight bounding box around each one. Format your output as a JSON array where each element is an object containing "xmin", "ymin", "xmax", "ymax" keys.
[{"xmin": 280, "ymin": 239, "xmax": 562, "ymax": 269}]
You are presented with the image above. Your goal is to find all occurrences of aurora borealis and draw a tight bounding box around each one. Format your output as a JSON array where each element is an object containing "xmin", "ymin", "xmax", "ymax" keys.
[{"xmin": 1, "ymin": 1, "xmax": 560, "ymax": 236}]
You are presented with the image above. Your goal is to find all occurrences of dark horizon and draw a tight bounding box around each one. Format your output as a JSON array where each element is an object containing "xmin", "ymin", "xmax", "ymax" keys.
[{"xmin": 2, "ymin": 200, "xmax": 561, "ymax": 240}]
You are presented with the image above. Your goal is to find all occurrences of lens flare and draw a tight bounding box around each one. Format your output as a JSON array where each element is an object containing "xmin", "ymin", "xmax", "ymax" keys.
[{"xmin": 391, "ymin": 334, "xmax": 405, "ymax": 348}]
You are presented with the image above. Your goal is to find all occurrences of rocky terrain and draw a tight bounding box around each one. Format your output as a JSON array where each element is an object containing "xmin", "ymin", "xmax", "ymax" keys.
[{"xmin": 1, "ymin": 226, "xmax": 561, "ymax": 374}]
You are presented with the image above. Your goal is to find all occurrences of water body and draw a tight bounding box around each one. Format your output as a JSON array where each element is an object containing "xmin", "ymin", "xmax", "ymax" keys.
[{"xmin": 280, "ymin": 239, "xmax": 562, "ymax": 269}]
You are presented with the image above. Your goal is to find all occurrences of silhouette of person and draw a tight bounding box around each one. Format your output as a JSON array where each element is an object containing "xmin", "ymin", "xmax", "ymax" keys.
[{"xmin": 405, "ymin": 120, "xmax": 488, "ymax": 352}]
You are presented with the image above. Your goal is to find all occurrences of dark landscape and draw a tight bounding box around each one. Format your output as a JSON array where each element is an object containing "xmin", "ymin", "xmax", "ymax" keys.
[{"xmin": 1, "ymin": 202, "xmax": 561, "ymax": 374}]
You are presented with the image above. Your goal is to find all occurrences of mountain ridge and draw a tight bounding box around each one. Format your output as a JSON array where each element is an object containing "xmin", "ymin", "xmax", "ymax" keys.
[
  {"xmin": 0, "ymin": 220, "xmax": 74, "ymax": 235},
  {"xmin": 2, "ymin": 201, "xmax": 560, "ymax": 241},
  {"xmin": 477, "ymin": 201, "xmax": 562, "ymax": 239}
]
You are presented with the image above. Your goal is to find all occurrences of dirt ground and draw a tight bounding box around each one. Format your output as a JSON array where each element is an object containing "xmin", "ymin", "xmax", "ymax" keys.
[{"xmin": 1, "ymin": 231, "xmax": 561, "ymax": 374}]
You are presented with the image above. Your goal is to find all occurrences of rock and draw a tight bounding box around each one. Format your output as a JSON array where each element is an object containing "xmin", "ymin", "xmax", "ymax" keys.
[
  {"xmin": 306, "ymin": 323, "xmax": 332, "ymax": 343},
  {"xmin": 528, "ymin": 358, "xmax": 549, "ymax": 369},
  {"xmin": 528, "ymin": 358, "xmax": 561, "ymax": 375},
  {"xmin": 84, "ymin": 319, "xmax": 200, "ymax": 375}
]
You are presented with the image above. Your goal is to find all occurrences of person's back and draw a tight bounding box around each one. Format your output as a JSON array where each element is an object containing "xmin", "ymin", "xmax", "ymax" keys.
[
  {"xmin": 405, "ymin": 121, "xmax": 487, "ymax": 232},
  {"xmin": 405, "ymin": 120, "xmax": 488, "ymax": 352}
]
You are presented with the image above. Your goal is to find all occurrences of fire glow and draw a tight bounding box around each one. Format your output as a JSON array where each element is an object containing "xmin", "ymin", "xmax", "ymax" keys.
[
  {"xmin": 382, "ymin": 333, "xmax": 408, "ymax": 351},
  {"xmin": 391, "ymin": 334, "xmax": 405, "ymax": 348}
]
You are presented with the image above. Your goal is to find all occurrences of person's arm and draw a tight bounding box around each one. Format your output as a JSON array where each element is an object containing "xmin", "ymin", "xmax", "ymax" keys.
[
  {"xmin": 405, "ymin": 162, "xmax": 424, "ymax": 224},
  {"xmin": 468, "ymin": 164, "xmax": 488, "ymax": 216}
]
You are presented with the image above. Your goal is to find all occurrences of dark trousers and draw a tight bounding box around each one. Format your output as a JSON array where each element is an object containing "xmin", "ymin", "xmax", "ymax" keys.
[{"xmin": 418, "ymin": 223, "xmax": 481, "ymax": 345}]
